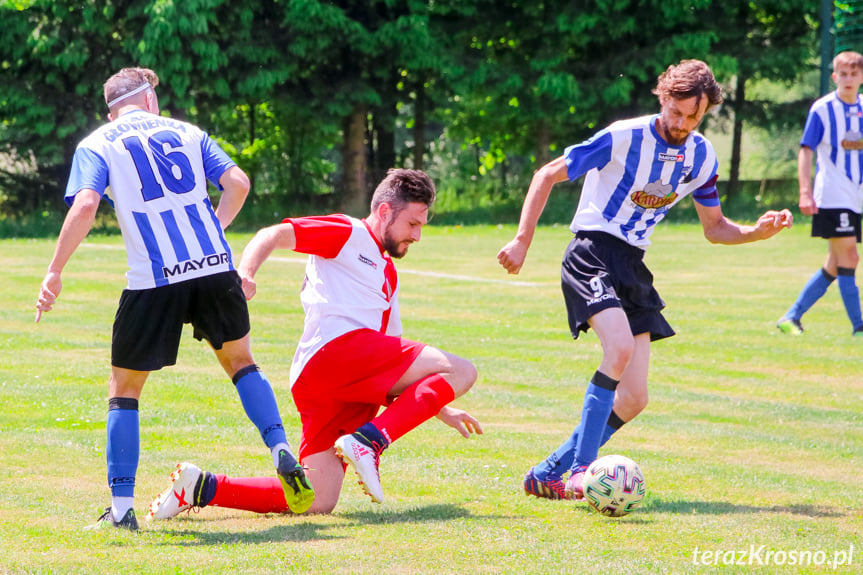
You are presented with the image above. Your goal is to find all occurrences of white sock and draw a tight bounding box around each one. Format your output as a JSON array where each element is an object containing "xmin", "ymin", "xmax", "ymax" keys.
[
  {"xmin": 111, "ymin": 496, "xmax": 134, "ymax": 520},
  {"xmin": 271, "ymin": 442, "xmax": 292, "ymax": 467}
]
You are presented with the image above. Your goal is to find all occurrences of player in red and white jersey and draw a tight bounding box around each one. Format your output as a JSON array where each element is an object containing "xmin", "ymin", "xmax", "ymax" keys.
[
  {"xmin": 146, "ymin": 169, "xmax": 481, "ymax": 519},
  {"xmin": 35, "ymin": 68, "xmax": 312, "ymax": 530},
  {"xmin": 282, "ymin": 214, "xmax": 404, "ymax": 387}
]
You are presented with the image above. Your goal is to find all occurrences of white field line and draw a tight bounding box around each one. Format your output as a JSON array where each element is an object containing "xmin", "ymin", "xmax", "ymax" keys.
[
  {"xmin": 79, "ymin": 243, "xmax": 550, "ymax": 287},
  {"xmin": 268, "ymin": 256, "xmax": 549, "ymax": 287}
]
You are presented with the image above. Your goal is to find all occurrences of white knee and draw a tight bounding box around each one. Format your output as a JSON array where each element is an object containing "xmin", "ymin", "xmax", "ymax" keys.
[
  {"xmin": 601, "ymin": 338, "xmax": 634, "ymax": 379},
  {"xmin": 615, "ymin": 387, "xmax": 648, "ymax": 421},
  {"xmin": 447, "ymin": 356, "xmax": 477, "ymax": 398}
]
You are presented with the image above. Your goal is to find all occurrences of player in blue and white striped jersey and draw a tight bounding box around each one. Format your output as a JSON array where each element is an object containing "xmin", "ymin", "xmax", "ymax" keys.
[
  {"xmin": 35, "ymin": 67, "xmax": 313, "ymax": 529},
  {"xmin": 777, "ymin": 51, "xmax": 863, "ymax": 337},
  {"xmin": 67, "ymin": 102, "xmax": 237, "ymax": 289},
  {"xmin": 498, "ymin": 60, "xmax": 793, "ymax": 502}
]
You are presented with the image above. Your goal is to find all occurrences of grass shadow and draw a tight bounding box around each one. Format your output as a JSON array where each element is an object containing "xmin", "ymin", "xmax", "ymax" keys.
[
  {"xmin": 142, "ymin": 504, "xmax": 508, "ymax": 546},
  {"xmin": 147, "ymin": 519, "xmax": 345, "ymax": 546},
  {"xmin": 644, "ymin": 497, "xmax": 846, "ymax": 518},
  {"xmin": 340, "ymin": 503, "xmax": 509, "ymax": 525}
]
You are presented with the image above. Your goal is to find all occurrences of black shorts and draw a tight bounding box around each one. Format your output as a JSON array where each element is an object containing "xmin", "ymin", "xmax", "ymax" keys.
[
  {"xmin": 811, "ymin": 208, "xmax": 861, "ymax": 242},
  {"xmin": 111, "ymin": 271, "xmax": 251, "ymax": 371},
  {"xmin": 561, "ymin": 231, "xmax": 675, "ymax": 341}
]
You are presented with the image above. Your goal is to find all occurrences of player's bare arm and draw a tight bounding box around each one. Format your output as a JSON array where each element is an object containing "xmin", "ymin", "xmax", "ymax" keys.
[
  {"xmin": 797, "ymin": 146, "xmax": 817, "ymax": 215},
  {"xmin": 695, "ymin": 202, "xmax": 793, "ymax": 245},
  {"xmin": 436, "ymin": 405, "xmax": 483, "ymax": 438},
  {"xmin": 214, "ymin": 166, "xmax": 251, "ymax": 229},
  {"xmin": 237, "ymin": 222, "xmax": 297, "ymax": 300},
  {"xmin": 35, "ymin": 188, "xmax": 101, "ymax": 322},
  {"xmin": 498, "ymin": 156, "xmax": 570, "ymax": 274}
]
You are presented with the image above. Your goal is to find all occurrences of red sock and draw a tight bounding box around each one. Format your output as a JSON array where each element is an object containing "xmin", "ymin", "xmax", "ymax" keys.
[
  {"xmin": 370, "ymin": 374, "xmax": 455, "ymax": 443},
  {"xmin": 209, "ymin": 474, "xmax": 289, "ymax": 514}
]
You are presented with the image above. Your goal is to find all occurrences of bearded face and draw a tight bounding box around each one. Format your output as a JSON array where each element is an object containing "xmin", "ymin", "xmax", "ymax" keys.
[
  {"xmin": 656, "ymin": 94, "xmax": 708, "ymax": 146},
  {"xmin": 382, "ymin": 225, "xmax": 409, "ymax": 258},
  {"xmin": 381, "ymin": 202, "xmax": 428, "ymax": 258}
]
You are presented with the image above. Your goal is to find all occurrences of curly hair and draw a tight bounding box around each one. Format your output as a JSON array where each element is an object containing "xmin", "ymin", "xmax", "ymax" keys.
[
  {"xmin": 653, "ymin": 59, "xmax": 723, "ymax": 111},
  {"xmin": 103, "ymin": 67, "xmax": 160, "ymax": 108},
  {"xmin": 370, "ymin": 169, "xmax": 436, "ymax": 216}
]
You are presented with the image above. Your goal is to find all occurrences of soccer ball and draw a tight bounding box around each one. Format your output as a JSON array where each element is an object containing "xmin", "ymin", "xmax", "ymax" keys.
[{"xmin": 582, "ymin": 454, "xmax": 646, "ymax": 517}]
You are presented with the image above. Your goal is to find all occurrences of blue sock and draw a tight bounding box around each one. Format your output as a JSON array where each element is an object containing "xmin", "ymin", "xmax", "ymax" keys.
[
  {"xmin": 571, "ymin": 371, "xmax": 619, "ymax": 472},
  {"xmin": 106, "ymin": 397, "xmax": 139, "ymax": 498},
  {"xmin": 837, "ymin": 267, "xmax": 863, "ymax": 330},
  {"xmin": 354, "ymin": 422, "xmax": 389, "ymax": 451},
  {"xmin": 534, "ymin": 423, "xmax": 581, "ymax": 479},
  {"xmin": 787, "ymin": 269, "xmax": 835, "ymax": 320},
  {"xmin": 198, "ymin": 471, "xmax": 218, "ymax": 507},
  {"xmin": 533, "ymin": 410, "xmax": 626, "ymax": 480},
  {"xmin": 233, "ymin": 365, "xmax": 287, "ymax": 449}
]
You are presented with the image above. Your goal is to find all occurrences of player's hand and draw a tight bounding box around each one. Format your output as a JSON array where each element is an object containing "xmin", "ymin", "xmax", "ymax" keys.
[
  {"xmin": 497, "ymin": 239, "xmax": 529, "ymax": 275},
  {"xmin": 799, "ymin": 192, "xmax": 817, "ymax": 216},
  {"xmin": 240, "ymin": 274, "xmax": 257, "ymax": 301},
  {"xmin": 35, "ymin": 271, "xmax": 62, "ymax": 323},
  {"xmin": 755, "ymin": 209, "xmax": 793, "ymax": 239},
  {"xmin": 436, "ymin": 406, "xmax": 483, "ymax": 438}
]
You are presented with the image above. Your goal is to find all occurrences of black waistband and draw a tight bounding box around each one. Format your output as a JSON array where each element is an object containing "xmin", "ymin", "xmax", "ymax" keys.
[{"xmin": 574, "ymin": 230, "xmax": 645, "ymax": 260}]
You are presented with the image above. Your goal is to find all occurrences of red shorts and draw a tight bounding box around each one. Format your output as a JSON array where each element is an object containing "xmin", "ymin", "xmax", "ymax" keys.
[{"xmin": 291, "ymin": 329, "xmax": 425, "ymax": 460}]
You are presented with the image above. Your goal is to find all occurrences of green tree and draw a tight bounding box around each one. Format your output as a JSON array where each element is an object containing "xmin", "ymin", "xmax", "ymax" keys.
[
  {"xmin": 0, "ymin": 1, "xmax": 146, "ymax": 215},
  {"xmin": 0, "ymin": 0, "xmax": 825, "ymax": 225},
  {"xmin": 435, "ymin": 0, "xmax": 719, "ymax": 195},
  {"xmin": 703, "ymin": 0, "xmax": 818, "ymax": 202},
  {"xmin": 277, "ymin": 0, "xmax": 469, "ymax": 214},
  {"xmin": 132, "ymin": 0, "xmax": 341, "ymax": 215}
]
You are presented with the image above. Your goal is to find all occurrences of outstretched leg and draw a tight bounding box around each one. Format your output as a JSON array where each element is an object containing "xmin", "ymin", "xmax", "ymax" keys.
[
  {"xmin": 87, "ymin": 367, "xmax": 149, "ymax": 530},
  {"xmin": 828, "ymin": 237, "xmax": 863, "ymax": 333},
  {"xmin": 338, "ymin": 345, "xmax": 477, "ymax": 503},
  {"xmin": 215, "ymin": 335, "xmax": 313, "ymax": 513},
  {"xmin": 564, "ymin": 310, "xmax": 652, "ymax": 500}
]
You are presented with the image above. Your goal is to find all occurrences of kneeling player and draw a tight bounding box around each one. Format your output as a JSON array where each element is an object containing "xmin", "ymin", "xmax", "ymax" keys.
[{"xmin": 148, "ymin": 169, "xmax": 481, "ymax": 518}]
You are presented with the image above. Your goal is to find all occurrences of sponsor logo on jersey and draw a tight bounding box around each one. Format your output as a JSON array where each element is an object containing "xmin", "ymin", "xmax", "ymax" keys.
[
  {"xmin": 358, "ymin": 254, "xmax": 378, "ymax": 269},
  {"xmin": 841, "ymin": 130, "xmax": 863, "ymax": 150},
  {"xmin": 162, "ymin": 252, "xmax": 230, "ymax": 278},
  {"xmin": 658, "ymin": 152, "xmax": 684, "ymax": 162},
  {"xmin": 587, "ymin": 293, "xmax": 616, "ymax": 306},
  {"xmin": 680, "ymin": 166, "xmax": 694, "ymax": 181},
  {"xmin": 103, "ymin": 116, "xmax": 188, "ymax": 143},
  {"xmin": 630, "ymin": 179, "xmax": 678, "ymax": 210}
]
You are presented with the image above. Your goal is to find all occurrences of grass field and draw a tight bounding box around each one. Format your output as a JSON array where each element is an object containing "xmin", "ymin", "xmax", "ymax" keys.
[{"xmin": 1, "ymin": 222, "xmax": 861, "ymax": 574}]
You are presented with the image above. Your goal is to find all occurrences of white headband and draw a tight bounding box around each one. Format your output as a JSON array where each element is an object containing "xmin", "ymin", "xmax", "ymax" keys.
[{"xmin": 106, "ymin": 82, "xmax": 151, "ymax": 109}]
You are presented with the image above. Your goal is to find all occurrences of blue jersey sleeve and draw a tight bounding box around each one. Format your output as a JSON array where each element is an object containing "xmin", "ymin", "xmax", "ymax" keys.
[
  {"xmin": 691, "ymin": 156, "xmax": 720, "ymax": 207},
  {"xmin": 800, "ymin": 110, "xmax": 824, "ymax": 149},
  {"xmin": 200, "ymin": 133, "xmax": 237, "ymax": 190},
  {"xmin": 691, "ymin": 177, "xmax": 720, "ymax": 207},
  {"xmin": 564, "ymin": 130, "xmax": 613, "ymax": 181},
  {"xmin": 65, "ymin": 147, "xmax": 109, "ymax": 207}
]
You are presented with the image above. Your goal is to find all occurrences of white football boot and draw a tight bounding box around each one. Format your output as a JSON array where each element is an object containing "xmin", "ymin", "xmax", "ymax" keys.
[
  {"xmin": 335, "ymin": 434, "xmax": 384, "ymax": 503},
  {"xmin": 146, "ymin": 462, "xmax": 203, "ymax": 521}
]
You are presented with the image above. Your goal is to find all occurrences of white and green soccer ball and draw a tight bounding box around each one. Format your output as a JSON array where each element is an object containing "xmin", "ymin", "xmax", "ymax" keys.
[{"xmin": 583, "ymin": 454, "xmax": 646, "ymax": 517}]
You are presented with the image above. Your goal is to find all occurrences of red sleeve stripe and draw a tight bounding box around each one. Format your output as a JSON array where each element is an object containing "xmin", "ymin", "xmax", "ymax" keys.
[{"xmin": 284, "ymin": 214, "xmax": 354, "ymax": 258}]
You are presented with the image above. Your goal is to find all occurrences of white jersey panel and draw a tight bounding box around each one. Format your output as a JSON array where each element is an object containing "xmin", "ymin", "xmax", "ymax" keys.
[
  {"xmin": 68, "ymin": 109, "xmax": 235, "ymax": 289},
  {"xmin": 567, "ymin": 115, "xmax": 719, "ymax": 248},
  {"xmin": 803, "ymin": 92, "xmax": 863, "ymax": 212},
  {"xmin": 289, "ymin": 218, "xmax": 400, "ymax": 385}
]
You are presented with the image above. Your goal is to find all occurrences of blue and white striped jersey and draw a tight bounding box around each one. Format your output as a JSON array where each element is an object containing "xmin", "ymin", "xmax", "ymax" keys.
[
  {"xmin": 565, "ymin": 114, "xmax": 720, "ymax": 249},
  {"xmin": 801, "ymin": 91, "xmax": 863, "ymax": 212},
  {"xmin": 66, "ymin": 109, "xmax": 237, "ymax": 289}
]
